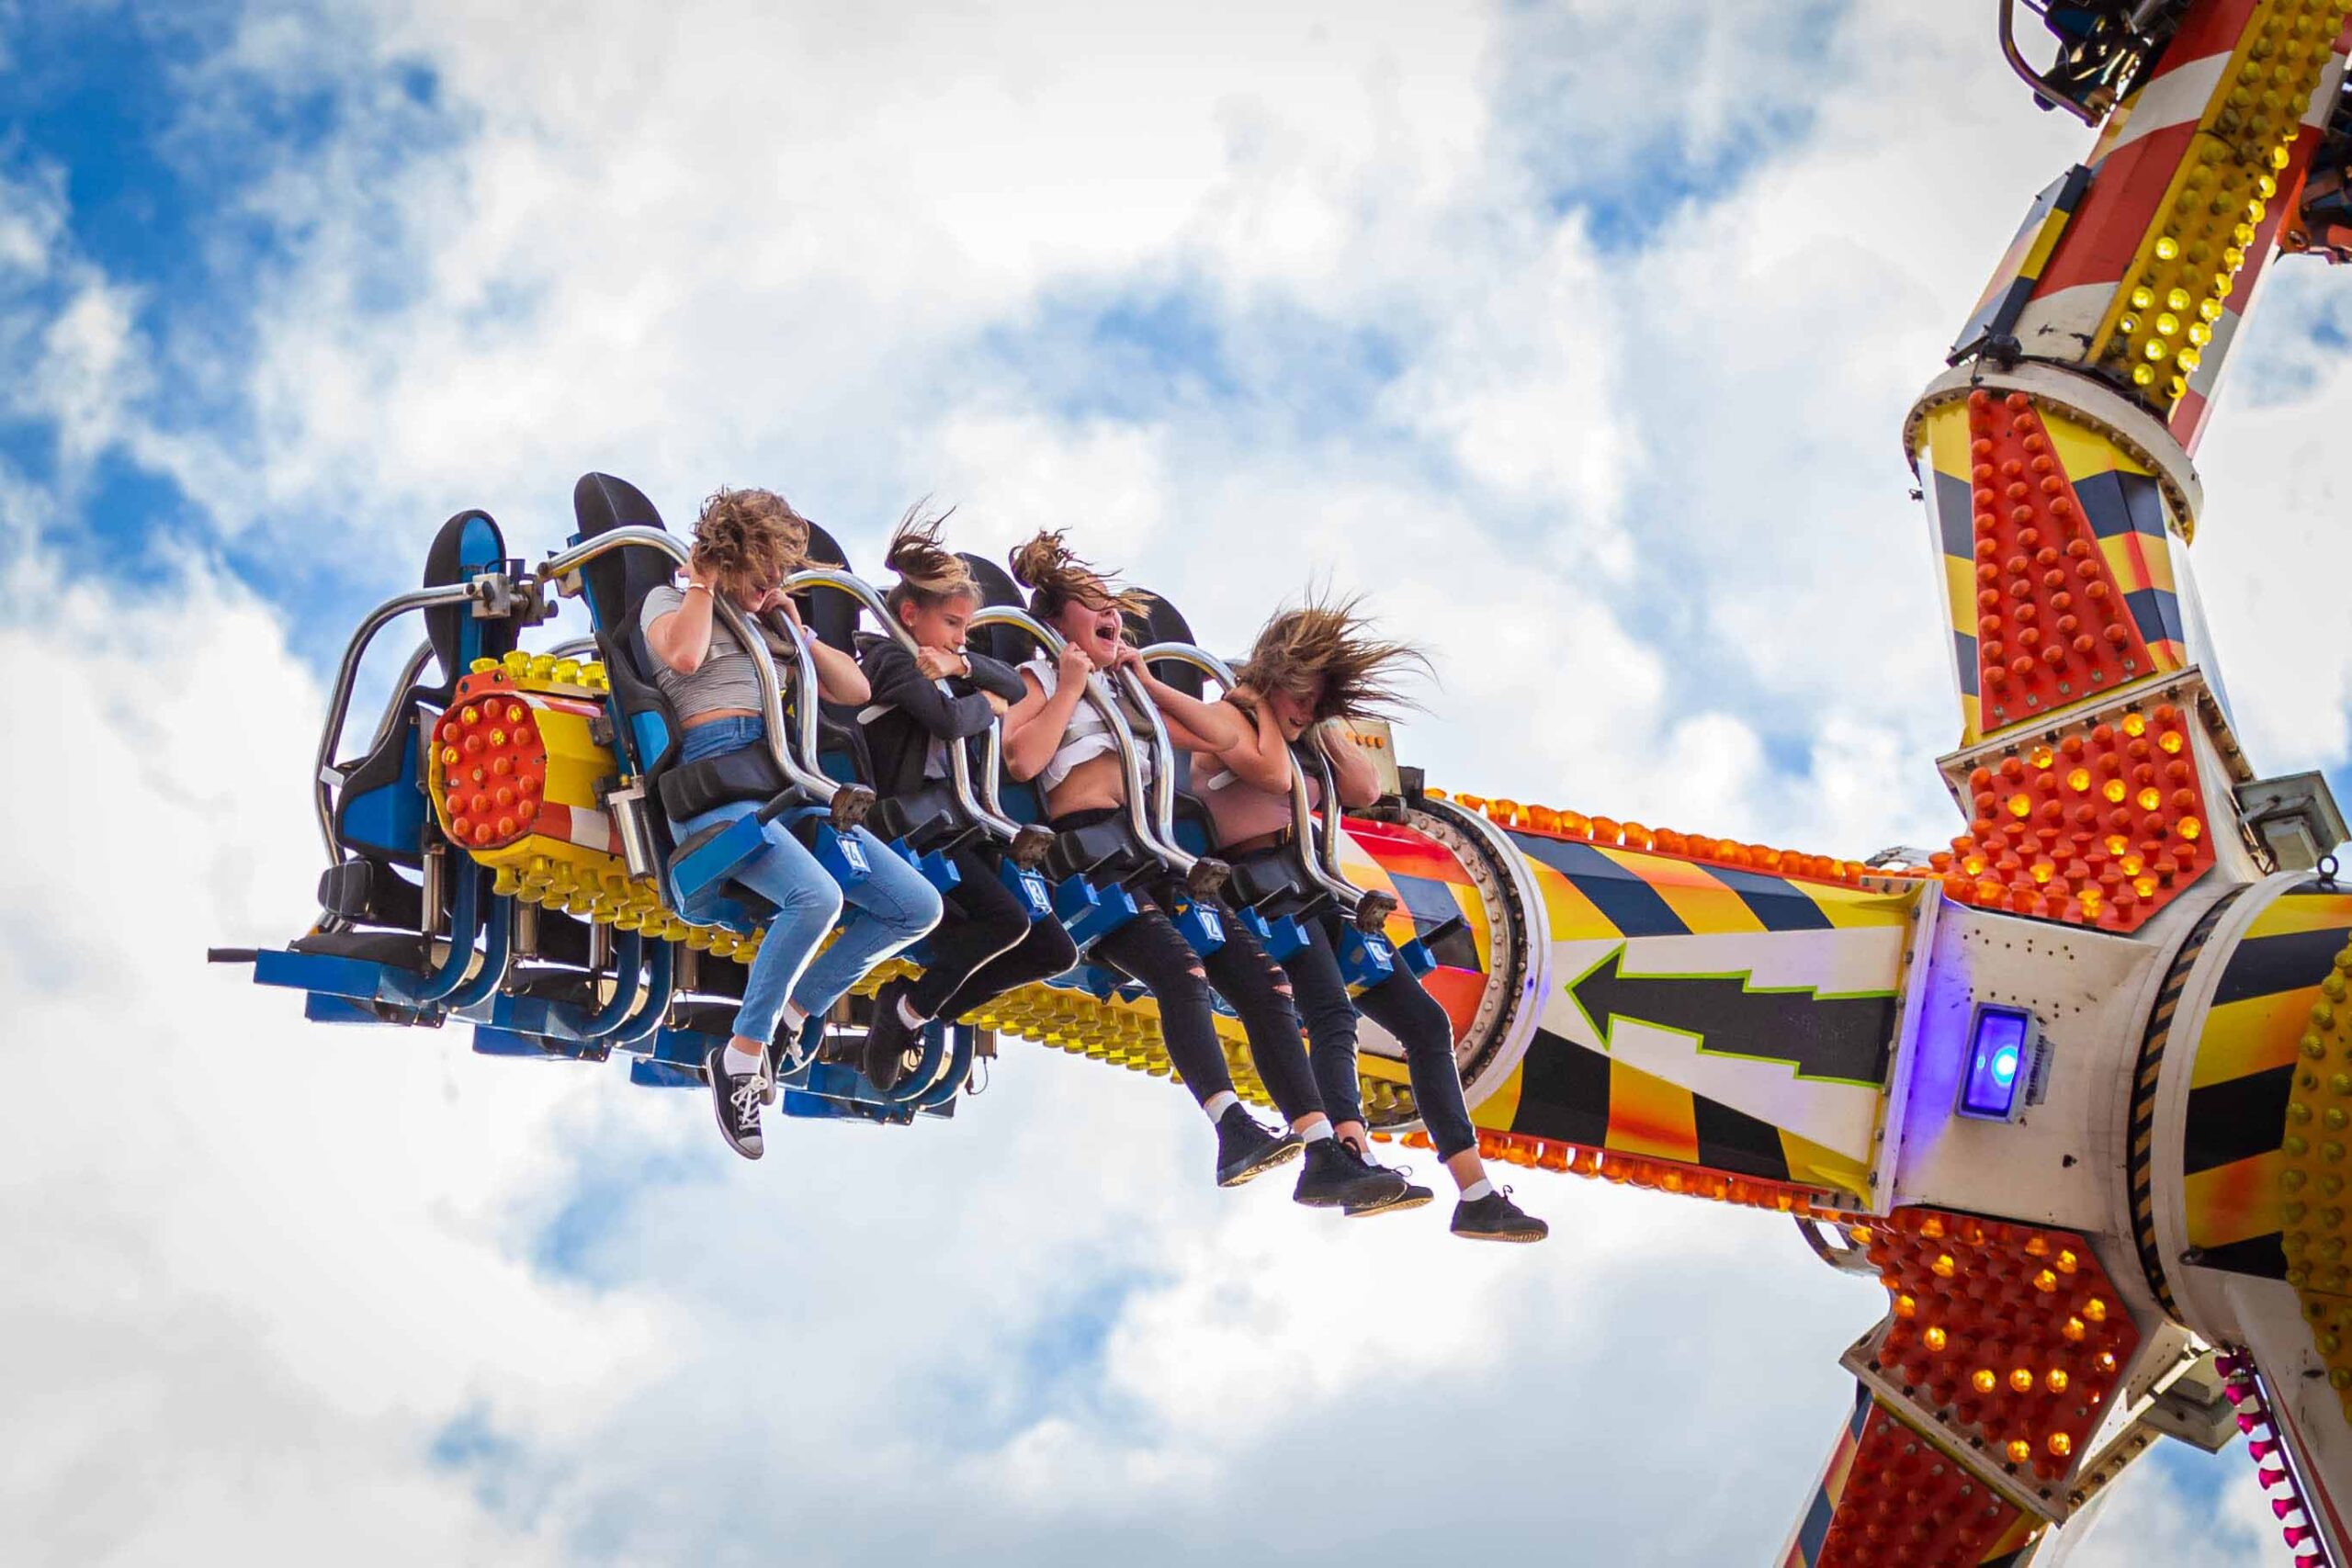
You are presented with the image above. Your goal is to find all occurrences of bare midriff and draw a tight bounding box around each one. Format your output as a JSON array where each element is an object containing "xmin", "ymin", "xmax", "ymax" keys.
[
  {"xmin": 1041, "ymin": 750, "xmax": 1130, "ymax": 818},
  {"xmin": 682, "ymin": 706, "xmax": 760, "ymax": 728}
]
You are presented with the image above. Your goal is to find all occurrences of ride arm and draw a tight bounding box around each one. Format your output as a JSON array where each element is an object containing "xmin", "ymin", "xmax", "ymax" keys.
[{"xmin": 768, "ymin": 611, "xmax": 871, "ymax": 705}]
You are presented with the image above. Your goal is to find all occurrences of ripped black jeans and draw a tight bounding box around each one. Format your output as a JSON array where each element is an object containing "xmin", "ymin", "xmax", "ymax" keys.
[
  {"xmin": 1086, "ymin": 882, "xmax": 1325, "ymax": 1124},
  {"xmin": 1281, "ymin": 911, "xmax": 1477, "ymax": 1160}
]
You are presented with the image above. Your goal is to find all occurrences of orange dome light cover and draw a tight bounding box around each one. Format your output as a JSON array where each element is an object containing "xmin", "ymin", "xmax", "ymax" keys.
[
  {"xmin": 1963, "ymin": 390, "xmax": 2156, "ymax": 733},
  {"xmin": 1934, "ymin": 700, "xmax": 2216, "ymax": 931},
  {"xmin": 427, "ymin": 668, "xmax": 551, "ymax": 852}
]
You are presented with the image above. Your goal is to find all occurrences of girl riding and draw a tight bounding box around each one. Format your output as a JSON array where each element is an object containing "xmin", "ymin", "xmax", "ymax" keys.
[
  {"xmin": 641, "ymin": 487, "xmax": 944, "ymax": 1159},
  {"xmin": 1194, "ymin": 598, "xmax": 1547, "ymax": 1242},
  {"xmin": 998, "ymin": 532, "xmax": 1404, "ymax": 1210},
  {"xmin": 852, "ymin": 511, "xmax": 1081, "ymax": 1086}
]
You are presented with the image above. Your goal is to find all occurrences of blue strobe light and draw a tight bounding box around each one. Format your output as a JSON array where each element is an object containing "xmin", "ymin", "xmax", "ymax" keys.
[{"xmin": 1959, "ymin": 1005, "xmax": 2038, "ymax": 1122}]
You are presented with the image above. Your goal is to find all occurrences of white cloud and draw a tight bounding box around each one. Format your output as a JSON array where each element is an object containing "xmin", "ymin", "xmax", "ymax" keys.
[{"xmin": 7, "ymin": 1, "xmax": 2346, "ymax": 1562}]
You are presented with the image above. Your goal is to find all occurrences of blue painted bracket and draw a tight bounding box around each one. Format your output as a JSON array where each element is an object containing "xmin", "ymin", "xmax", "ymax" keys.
[
  {"xmin": 1339, "ymin": 923, "xmax": 1399, "ymax": 992},
  {"xmin": 1231, "ymin": 906, "xmax": 1309, "ymax": 963},
  {"xmin": 1057, "ymin": 876, "xmax": 1141, "ymax": 952},
  {"xmin": 1170, "ymin": 897, "xmax": 1226, "ymax": 959},
  {"xmin": 1396, "ymin": 936, "xmax": 1436, "ymax": 978},
  {"xmin": 1000, "ymin": 859, "xmax": 1053, "ymax": 920}
]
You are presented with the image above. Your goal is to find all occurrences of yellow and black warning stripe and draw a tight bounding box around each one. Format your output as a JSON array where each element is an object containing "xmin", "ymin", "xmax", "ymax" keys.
[
  {"xmin": 2129, "ymin": 888, "xmax": 2244, "ymax": 1315},
  {"xmin": 2180, "ymin": 883, "xmax": 2352, "ymax": 1279}
]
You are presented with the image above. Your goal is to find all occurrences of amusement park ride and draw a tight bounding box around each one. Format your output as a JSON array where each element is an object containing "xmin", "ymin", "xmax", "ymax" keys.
[{"xmin": 209, "ymin": 1, "xmax": 2352, "ymax": 1562}]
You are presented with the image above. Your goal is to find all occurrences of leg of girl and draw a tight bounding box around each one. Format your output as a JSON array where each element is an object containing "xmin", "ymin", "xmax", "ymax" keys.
[
  {"xmin": 786, "ymin": 825, "xmax": 944, "ymax": 1089},
  {"xmin": 676, "ymin": 805, "xmax": 847, "ymax": 1160},
  {"xmin": 927, "ymin": 908, "xmax": 1080, "ymax": 1022},
  {"xmin": 1089, "ymin": 905, "xmax": 1298, "ymax": 1188},
  {"xmin": 1292, "ymin": 913, "xmax": 1547, "ymax": 1241},
  {"xmin": 863, "ymin": 842, "xmax": 1042, "ymax": 1071}
]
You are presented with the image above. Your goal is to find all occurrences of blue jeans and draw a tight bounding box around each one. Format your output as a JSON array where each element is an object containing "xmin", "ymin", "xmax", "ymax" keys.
[{"xmin": 669, "ymin": 718, "xmax": 943, "ymax": 1044}]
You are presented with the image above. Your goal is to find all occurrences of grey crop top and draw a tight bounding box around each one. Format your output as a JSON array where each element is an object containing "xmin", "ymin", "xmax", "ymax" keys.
[{"xmin": 639, "ymin": 583, "xmax": 801, "ymax": 721}]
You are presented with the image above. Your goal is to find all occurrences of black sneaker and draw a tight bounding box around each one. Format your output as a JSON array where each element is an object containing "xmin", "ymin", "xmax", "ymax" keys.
[
  {"xmin": 766, "ymin": 1012, "xmax": 826, "ymax": 1088},
  {"xmin": 1342, "ymin": 1149, "xmax": 1436, "ymax": 1218},
  {"xmin": 1294, "ymin": 1137, "xmax": 1412, "ymax": 1210},
  {"xmin": 1215, "ymin": 1104, "xmax": 1304, "ymax": 1188},
  {"xmin": 705, "ymin": 1044, "xmax": 766, "ymax": 1160},
  {"xmin": 862, "ymin": 980, "xmax": 922, "ymax": 1094},
  {"xmin": 1451, "ymin": 1186, "xmax": 1547, "ymax": 1243}
]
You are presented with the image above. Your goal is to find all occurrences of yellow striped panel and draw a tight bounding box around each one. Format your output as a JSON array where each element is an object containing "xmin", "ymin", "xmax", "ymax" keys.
[
  {"xmin": 1600, "ymin": 847, "xmax": 1769, "ymax": 935},
  {"xmin": 1944, "ymin": 552, "xmax": 1980, "ymax": 643},
  {"xmin": 1810, "ymin": 885, "xmax": 1922, "ymax": 931},
  {"xmin": 1530, "ymin": 860, "xmax": 1630, "ymax": 942},
  {"xmin": 2248, "ymin": 892, "xmax": 2352, "ymax": 942},
  {"xmin": 1606, "ymin": 1058, "xmax": 1701, "ymax": 1163},
  {"xmin": 1925, "ymin": 400, "xmax": 1975, "ymax": 479},
  {"xmin": 2191, "ymin": 988, "xmax": 2319, "ymax": 1088},
  {"xmin": 1473, "ymin": 1060, "xmax": 1526, "ymax": 1132},
  {"xmin": 2042, "ymin": 410, "xmax": 2147, "ymax": 481},
  {"xmin": 1780, "ymin": 1127, "xmax": 1872, "ymax": 1198},
  {"xmin": 2188, "ymin": 1148, "xmax": 2290, "ymax": 1249}
]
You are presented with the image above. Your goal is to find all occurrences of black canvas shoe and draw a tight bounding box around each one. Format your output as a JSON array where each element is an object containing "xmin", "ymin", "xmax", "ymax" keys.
[
  {"xmin": 767, "ymin": 1012, "xmax": 826, "ymax": 1089},
  {"xmin": 1215, "ymin": 1104, "xmax": 1304, "ymax": 1188},
  {"xmin": 1294, "ymin": 1137, "xmax": 1411, "ymax": 1210},
  {"xmin": 1451, "ymin": 1186, "xmax": 1548, "ymax": 1243},
  {"xmin": 1342, "ymin": 1149, "xmax": 1436, "ymax": 1218},
  {"xmin": 862, "ymin": 980, "xmax": 922, "ymax": 1093},
  {"xmin": 705, "ymin": 1044, "xmax": 766, "ymax": 1160}
]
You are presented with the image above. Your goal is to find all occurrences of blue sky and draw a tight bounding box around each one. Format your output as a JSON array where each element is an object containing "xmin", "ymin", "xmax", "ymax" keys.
[{"xmin": 2, "ymin": 3, "xmax": 2344, "ymax": 1564}]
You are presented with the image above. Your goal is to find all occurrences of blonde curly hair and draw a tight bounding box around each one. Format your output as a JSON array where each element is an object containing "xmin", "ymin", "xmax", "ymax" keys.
[{"xmin": 690, "ymin": 487, "xmax": 809, "ymax": 594}]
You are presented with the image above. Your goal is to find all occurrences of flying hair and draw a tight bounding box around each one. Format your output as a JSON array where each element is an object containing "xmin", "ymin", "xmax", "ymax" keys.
[
  {"xmin": 881, "ymin": 503, "xmax": 978, "ymax": 616},
  {"xmin": 691, "ymin": 487, "xmax": 810, "ymax": 591},
  {"xmin": 1235, "ymin": 592, "xmax": 1432, "ymax": 723},
  {"xmin": 1007, "ymin": 529, "xmax": 1151, "ymax": 621}
]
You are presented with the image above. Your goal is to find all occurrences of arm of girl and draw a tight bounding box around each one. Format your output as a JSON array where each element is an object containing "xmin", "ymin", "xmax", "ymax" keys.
[
  {"xmin": 1116, "ymin": 649, "xmax": 1244, "ymax": 752},
  {"xmin": 1316, "ymin": 721, "xmax": 1385, "ymax": 809},
  {"xmin": 1001, "ymin": 645, "xmax": 1093, "ymax": 782},
  {"xmin": 644, "ymin": 572, "xmax": 719, "ymax": 674},
  {"xmin": 1202, "ymin": 693, "xmax": 1295, "ymax": 794}
]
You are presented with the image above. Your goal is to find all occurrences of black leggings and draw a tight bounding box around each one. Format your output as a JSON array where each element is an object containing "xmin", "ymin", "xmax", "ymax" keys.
[
  {"xmin": 1089, "ymin": 886, "xmax": 1325, "ymax": 1124},
  {"xmin": 910, "ymin": 843, "xmax": 1081, "ymax": 1021},
  {"xmin": 1282, "ymin": 911, "xmax": 1478, "ymax": 1160}
]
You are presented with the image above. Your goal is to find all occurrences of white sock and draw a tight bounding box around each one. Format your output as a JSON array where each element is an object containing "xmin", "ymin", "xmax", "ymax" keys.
[
  {"xmin": 1461, "ymin": 1178, "xmax": 1494, "ymax": 1202},
  {"xmin": 722, "ymin": 1044, "xmax": 763, "ymax": 1078},
  {"xmin": 896, "ymin": 995, "xmax": 927, "ymax": 1029},
  {"xmin": 1203, "ymin": 1090, "xmax": 1239, "ymax": 1122},
  {"xmin": 782, "ymin": 1003, "xmax": 809, "ymax": 1032},
  {"xmin": 1300, "ymin": 1121, "xmax": 1333, "ymax": 1143}
]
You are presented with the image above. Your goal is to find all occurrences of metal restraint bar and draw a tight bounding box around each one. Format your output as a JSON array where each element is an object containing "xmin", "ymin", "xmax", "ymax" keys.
[
  {"xmin": 786, "ymin": 567, "xmax": 1042, "ymax": 854},
  {"xmin": 965, "ymin": 604, "xmax": 1216, "ymax": 891},
  {"xmin": 314, "ymin": 581, "xmax": 500, "ymax": 865},
  {"xmin": 532, "ymin": 528, "xmax": 860, "ymax": 817}
]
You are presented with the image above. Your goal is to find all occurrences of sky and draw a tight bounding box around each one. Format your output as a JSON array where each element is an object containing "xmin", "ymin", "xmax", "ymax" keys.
[{"xmin": 2, "ymin": 2, "xmax": 2346, "ymax": 1563}]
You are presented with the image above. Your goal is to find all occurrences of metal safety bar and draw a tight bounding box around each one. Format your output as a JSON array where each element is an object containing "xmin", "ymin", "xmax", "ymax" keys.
[
  {"xmin": 786, "ymin": 568, "xmax": 1028, "ymax": 844},
  {"xmin": 315, "ymin": 581, "xmax": 492, "ymax": 863},
  {"xmin": 1133, "ymin": 641, "xmax": 1362, "ymax": 909},
  {"xmin": 1998, "ymin": 0, "xmax": 2107, "ymax": 126},
  {"xmin": 533, "ymin": 528, "xmax": 842, "ymax": 805},
  {"xmin": 967, "ymin": 605, "xmax": 1182, "ymax": 873}
]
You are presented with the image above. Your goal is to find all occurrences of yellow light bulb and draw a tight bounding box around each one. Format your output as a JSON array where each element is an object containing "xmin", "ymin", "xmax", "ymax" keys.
[
  {"xmin": 2049, "ymin": 1432, "xmax": 2074, "ymax": 1459},
  {"xmin": 1924, "ymin": 1325, "xmax": 1948, "ymax": 1352},
  {"xmin": 2007, "ymin": 1438, "xmax": 2033, "ymax": 1464},
  {"xmin": 1973, "ymin": 1368, "xmax": 1998, "ymax": 1394},
  {"xmin": 2156, "ymin": 311, "xmax": 2180, "ymax": 336},
  {"xmin": 2104, "ymin": 780, "xmax": 2129, "ymax": 804},
  {"xmin": 2008, "ymin": 793, "xmax": 2033, "ymax": 819},
  {"xmin": 2165, "ymin": 287, "xmax": 2190, "ymax": 310},
  {"xmin": 2144, "ymin": 339, "xmax": 2170, "ymax": 361},
  {"xmin": 2131, "ymin": 286, "xmax": 2154, "ymax": 310},
  {"xmin": 2155, "ymin": 235, "xmax": 2180, "ymax": 260},
  {"xmin": 2066, "ymin": 767, "xmax": 2091, "ymax": 793},
  {"xmin": 2178, "ymin": 818, "xmax": 2202, "ymax": 841},
  {"xmin": 2010, "ymin": 1367, "xmax": 2035, "ymax": 1393},
  {"xmin": 2122, "ymin": 713, "xmax": 2147, "ymax": 737},
  {"xmin": 2138, "ymin": 786, "xmax": 2163, "ymax": 811}
]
